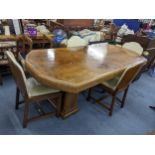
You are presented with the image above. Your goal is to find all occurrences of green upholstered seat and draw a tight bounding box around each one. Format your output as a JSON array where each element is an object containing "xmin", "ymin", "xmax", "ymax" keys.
[
  {"xmin": 26, "ymin": 77, "xmax": 60, "ymax": 97},
  {"xmin": 102, "ymin": 76, "xmax": 121, "ymax": 90}
]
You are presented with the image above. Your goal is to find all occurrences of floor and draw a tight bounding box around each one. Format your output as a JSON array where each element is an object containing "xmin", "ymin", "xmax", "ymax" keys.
[{"xmin": 0, "ymin": 73, "xmax": 155, "ymax": 135}]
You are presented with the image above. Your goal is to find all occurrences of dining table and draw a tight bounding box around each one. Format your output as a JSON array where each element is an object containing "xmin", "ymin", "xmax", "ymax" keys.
[{"xmin": 25, "ymin": 43, "xmax": 146, "ymax": 118}]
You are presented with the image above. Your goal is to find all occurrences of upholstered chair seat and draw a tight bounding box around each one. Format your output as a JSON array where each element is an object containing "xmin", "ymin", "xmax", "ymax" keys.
[
  {"xmin": 26, "ymin": 77, "xmax": 60, "ymax": 97},
  {"xmin": 102, "ymin": 76, "xmax": 121, "ymax": 91},
  {"xmin": 87, "ymin": 62, "xmax": 145, "ymax": 116}
]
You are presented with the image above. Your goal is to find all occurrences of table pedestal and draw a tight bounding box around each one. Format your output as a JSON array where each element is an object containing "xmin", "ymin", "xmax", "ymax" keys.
[{"xmin": 61, "ymin": 92, "xmax": 79, "ymax": 118}]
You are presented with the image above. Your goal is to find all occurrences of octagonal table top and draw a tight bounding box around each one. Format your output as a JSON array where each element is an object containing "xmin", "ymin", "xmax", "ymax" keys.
[{"xmin": 25, "ymin": 43, "xmax": 146, "ymax": 93}]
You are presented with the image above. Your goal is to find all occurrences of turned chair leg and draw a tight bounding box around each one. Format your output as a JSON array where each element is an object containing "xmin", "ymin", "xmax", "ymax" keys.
[
  {"xmin": 121, "ymin": 86, "xmax": 129, "ymax": 108},
  {"xmin": 87, "ymin": 88, "xmax": 92, "ymax": 101},
  {"xmin": 109, "ymin": 95, "xmax": 116, "ymax": 116},
  {"xmin": 23, "ymin": 100, "xmax": 29, "ymax": 128},
  {"xmin": 15, "ymin": 87, "xmax": 20, "ymax": 109}
]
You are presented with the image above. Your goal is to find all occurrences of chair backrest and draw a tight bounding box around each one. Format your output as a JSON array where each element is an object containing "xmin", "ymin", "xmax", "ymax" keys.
[
  {"xmin": 115, "ymin": 62, "xmax": 145, "ymax": 91},
  {"xmin": 122, "ymin": 42, "xmax": 143, "ymax": 55},
  {"xmin": 122, "ymin": 34, "xmax": 150, "ymax": 50},
  {"xmin": 6, "ymin": 51, "xmax": 28, "ymax": 98},
  {"xmin": 67, "ymin": 36, "xmax": 88, "ymax": 48}
]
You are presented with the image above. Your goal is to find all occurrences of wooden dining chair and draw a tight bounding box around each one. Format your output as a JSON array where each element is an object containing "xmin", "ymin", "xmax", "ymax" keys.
[
  {"xmin": 122, "ymin": 42, "xmax": 144, "ymax": 56},
  {"xmin": 6, "ymin": 51, "xmax": 62, "ymax": 128},
  {"xmin": 87, "ymin": 62, "xmax": 145, "ymax": 116},
  {"xmin": 119, "ymin": 42, "xmax": 148, "ymax": 81},
  {"xmin": 67, "ymin": 36, "xmax": 88, "ymax": 48}
]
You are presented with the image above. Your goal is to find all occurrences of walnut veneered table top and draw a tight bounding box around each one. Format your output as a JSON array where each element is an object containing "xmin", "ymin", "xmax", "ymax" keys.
[{"xmin": 25, "ymin": 43, "xmax": 146, "ymax": 93}]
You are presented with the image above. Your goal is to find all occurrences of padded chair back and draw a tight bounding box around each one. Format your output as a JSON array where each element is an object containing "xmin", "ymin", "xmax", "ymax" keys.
[
  {"xmin": 6, "ymin": 51, "xmax": 28, "ymax": 98},
  {"xmin": 122, "ymin": 34, "xmax": 150, "ymax": 50},
  {"xmin": 67, "ymin": 36, "xmax": 88, "ymax": 48},
  {"xmin": 122, "ymin": 42, "xmax": 143, "ymax": 55},
  {"xmin": 116, "ymin": 62, "xmax": 145, "ymax": 91}
]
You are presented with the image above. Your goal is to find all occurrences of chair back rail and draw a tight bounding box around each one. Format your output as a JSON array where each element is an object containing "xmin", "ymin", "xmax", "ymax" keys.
[
  {"xmin": 116, "ymin": 62, "xmax": 145, "ymax": 91},
  {"xmin": 6, "ymin": 51, "xmax": 28, "ymax": 98}
]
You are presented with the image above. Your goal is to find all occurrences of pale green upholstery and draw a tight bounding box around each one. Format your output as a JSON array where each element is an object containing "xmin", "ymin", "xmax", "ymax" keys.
[
  {"xmin": 67, "ymin": 36, "xmax": 88, "ymax": 48},
  {"xmin": 122, "ymin": 42, "xmax": 143, "ymax": 55},
  {"xmin": 102, "ymin": 62, "xmax": 142, "ymax": 91},
  {"xmin": 102, "ymin": 75, "xmax": 121, "ymax": 90},
  {"xmin": 26, "ymin": 78, "xmax": 60, "ymax": 97}
]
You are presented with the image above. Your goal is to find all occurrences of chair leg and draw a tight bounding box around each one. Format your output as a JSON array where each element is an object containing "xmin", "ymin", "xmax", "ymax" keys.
[
  {"xmin": 0, "ymin": 74, "xmax": 3, "ymax": 85},
  {"xmin": 121, "ymin": 86, "xmax": 129, "ymax": 108},
  {"xmin": 56, "ymin": 95, "xmax": 62, "ymax": 117},
  {"xmin": 87, "ymin": 88, "xmax": 92, "ymax": 101},
  {"xmin": 109, "ymin": 95, "xmax": 116, "ymax": 116},
  {"xmin": 23, "ymin": 100, "xmax": 29, "ymax": 128},
  {"xmin": 15, "ymin": 87, "xmax": 20, "ymax": 109}
]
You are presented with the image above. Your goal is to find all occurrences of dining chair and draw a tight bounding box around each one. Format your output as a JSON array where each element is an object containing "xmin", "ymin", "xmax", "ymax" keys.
[
  {"xmin": 122, "ymin": 42, "xmax": 143, "ymax": 56},
  {"xmin": 87, "ymin": 62, "xmax": 145, "ymax": 116},
  {"xmin": 120, "ymin": 42, "xmax": 148, "ymax": 81},
  {"xmin": 6, "ymin": 51, "xmax": 62, "ymax": 128},
  {"xmin": 67, "ymin": 36, "xmax": 88, "ymax": 48}
]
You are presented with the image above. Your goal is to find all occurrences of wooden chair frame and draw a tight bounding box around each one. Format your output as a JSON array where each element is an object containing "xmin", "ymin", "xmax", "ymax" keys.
[
  {"xmin": 87, "ymin": 62, "xmax": 145, "ymax": 116},
  {"xmin": 7, "ymin": 51, "xmax": 62, "ymax": 128}
]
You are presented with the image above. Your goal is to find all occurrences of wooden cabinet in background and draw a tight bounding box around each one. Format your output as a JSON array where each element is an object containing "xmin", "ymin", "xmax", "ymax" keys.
[{"xmin": 59, "ymin": 19, "xmax": 94, "ymax": 28}]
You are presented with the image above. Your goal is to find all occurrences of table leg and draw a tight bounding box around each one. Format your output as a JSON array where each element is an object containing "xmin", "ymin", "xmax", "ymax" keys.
[{"xmin": 61, "ymin": 92, "xmax": 79, "ymax": 118}]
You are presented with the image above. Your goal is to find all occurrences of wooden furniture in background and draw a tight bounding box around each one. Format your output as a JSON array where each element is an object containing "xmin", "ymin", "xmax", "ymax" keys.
[
  {"xmin": 47, "ymin": 19, "xmax": 101, "ymax": 38},
  {"xmin": 25, "ymin": 43, "xmax": 146, "ymax": 118},
  {"xmin": 87, "ymin": 62, "xmax": 146, "ymax": 116},
  {"xmin": 7, "ymin": 51, "xmax": 62, "ymax": 128},
  {"xmin": 60, "ymin": 19, "xmax": 94, "ymax": 28},
  {"xmin": 25, "ymin": 32, "xmax": 54, "ymax": 49},
  {"xmin": 0, "ymin": 35, "xmax": 20, "ymax": 85},
  {"xmin": 122, "ymin": 34, "xmax": 150, "ymax": 50}
]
